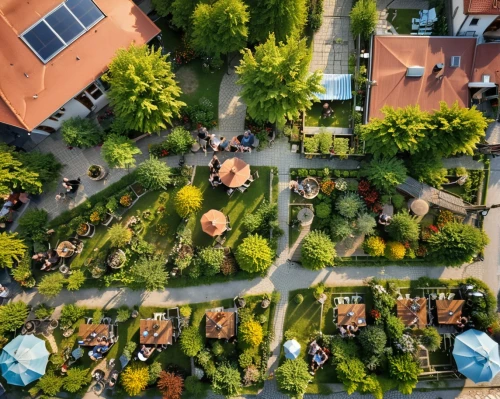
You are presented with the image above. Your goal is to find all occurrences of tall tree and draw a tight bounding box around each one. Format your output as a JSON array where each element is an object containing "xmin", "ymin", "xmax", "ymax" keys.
[
  {"xmin": 0, "ymin": 143, "xmax": 41, "ymax": 195},
  {"xmin": 103, "ymin": 44, "xmax": 186, "ymax": 134},
  {"xmin": 0, "ymin": 232, "xmax": 27, "ymax": 269},
  {"xmin": 350, "ymin": 0, "xmax": 378, "ymax": 39},
  {"xmin": 246, "ymin": 0, "xmax": 308, "ymax": 43},
  {"xmin": 361, "ymin": 105, "xmax": 433, "ymax": 157},
  {"xmin": 101, "ymin": 134, "xmax": 142, "ymax": 169},
  {"xmin": 236, "ymin": 34, "xmax": 324, "ymax": 126},
  {"xmin": 428, "ymin": 101, "xmax": 491, "ymax": 157},
  {"xmin": 151, "ymin": 0, "xmax": 174, "ymax": 16},
  {"xmin": 191, "ymin": 0, "xmax": 249, "ymax": 59}
]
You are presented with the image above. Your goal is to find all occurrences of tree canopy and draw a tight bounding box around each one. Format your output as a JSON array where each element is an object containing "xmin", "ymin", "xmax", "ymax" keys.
[
  {"xmin": 350, "ymin": 0, "xmax": 378, "ymax": 39},
  {"xmin": 103, "ymin": 44, "xmax": 186, "ymax": 133},
  {"xmin": 236, "ymin": 34, "xmax": 324, "ymax": 126},
  {"xmin": 101, "ymin": 134, "xmax": 142, "ymax": 169},
  {"xmin": 360, "ymin": 156, "xmax": 407, "ymax": 195},
  {"xmin": 0, "ymin": 144, "xmax": 41, "ymax": 195},
  {"xmin": 0, "ymin": 232, "xmax": 27, "ymax": 269}
]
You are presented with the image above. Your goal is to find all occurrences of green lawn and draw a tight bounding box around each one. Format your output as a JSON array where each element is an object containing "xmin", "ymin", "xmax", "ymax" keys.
[
  {"xmin": 289, "ymin": 207, "xmax": 301, "ymax": 248},
  {"xmin": 305, "ymin": 101, "xmax": 352, "ymax": 128},
  {"xmin": 387, "ymin": 9, "xmax": 421, "ymax": 34},
  {"xmin": 187, "ymin": 166, "xmax": 272, "ymax": 248}
]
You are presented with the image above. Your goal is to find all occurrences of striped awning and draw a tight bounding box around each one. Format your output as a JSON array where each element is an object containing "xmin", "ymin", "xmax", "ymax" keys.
[{"xmin": 315, "ymin": 74, "xmax": 352, "ymax": 101}]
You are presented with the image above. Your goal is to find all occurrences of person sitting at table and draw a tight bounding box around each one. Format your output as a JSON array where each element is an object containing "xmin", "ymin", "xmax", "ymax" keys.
[
  {"xmin": 89, "ymin": 342, "xmax": 109, "ymax": 361},
  {"xmin": 308, "ymin": 340, "xmax": 321, "ymax": 355},
  {"xmin": 209, "ymin": 134, "xmax": 221, "ymax": 151},
  {"xmin": 209, "ymin": 172, "xmax": 222, "ymax": 188},
  {"xmin": 140, "ymin": 345, "xmax": 153, "ymax": 359},
  {"xmin": 209, "ymin": 154, "xmax": 221, "ymax": 172},
  {"xmin": 289, "ymin": 180, "xmax": 305, "ymax": 196},
  {"xmin": 40, "ymin": 249, "xmax": 60, "ymax": 271},
  {"xmin": 346, "ymin": 322, "xmax": 358, "ymax": 337},
  {"xmin": 218, "ymin": 137, "xmax": 230, "ymax": 152},
  {"xmin": 32, "ymin": 252, "xmax": 51, "ymax": 270},
  {"xmin": 457, "ymin": 316, "xmax": 468, "ymax": 330},
  {"xmin": 239, "ymin": 130, "xmax": 255, "ymax": 151},
  {"xmin": 228, "ymin": 136, "xmax": 242, "ymax": 152},
  {"xmin": 310, "ymin": 348, "xmax": 328, "ymax": 375},
  {"xmin": 338, "ymin": 326, "xmax": 347, "ymax": 337},
  {"xmin": 322, "ymin": 103, "xmax": 333, "ymax": 119}
]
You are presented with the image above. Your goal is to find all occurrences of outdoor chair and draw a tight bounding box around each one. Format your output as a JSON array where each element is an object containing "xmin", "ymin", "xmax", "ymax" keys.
[
  {"xmin": 442, "ymin": 333, "xmax": 453, "ymax": 350},
  {"xmin": 85, "ymin": 317, "xmax": 93, "ymax": 324},
  {"xmin": 352, "ymin": 295, "xmax": 362, "ymax": 304},
  {"xmin": 215, "ymin": 236, "xmax": 226, "ymax": 247},
  {"xmin": 333, "ymin": 297, "xmax": 344, "ymax": 306},
  {"xmin": 438, "ymin": 293, "xmax": 446, "ymax": 300},
  {"xmin": 405, "ymin": 294, "xmax": 411, "ymax": 300},
  {"xmin": 430, "ymin": 293, "xmax": 438, "ymax": 300},
  {"xmin": 227, "ymin": 188, "xmax": 235, "ymax": 197},
  {"xmin": 153, "ymin": 313, "xmax": 164, "ymax": 321},
  {"xmin": 343, "ymin": 297, "xmax": 350, "ymax": 304},
  {"xmin": 253, "ymin": 170, "xmax": 260, "ymax": 180},
  {"xmin": 167, "ymin": 307, "xmax": 180, "ymax": 319},
  {"xmin": 252, "ymin": 137, "xmax": 260, "ymax": 148},
  {"xmin": 246, "ymin": 174, "xmax": 254, "ymax": 184},
  {"xmin": 397, "ymin": 294, "xmax": 403, "ymax": 300},
  {"xmin": 268, "ymin": 130, "xmax": 276, "ymax": 147},
  {"xmin": 226, "ymin": 215, "xmax": 232, "ymax": 231},
  {"xmin": 447, "ymin": 293, "xmax": 455, "ymax": 300},
  {"xmin": 237, "ymin": 185, "xmax": 248, "ymax": 194},
  {"xmin": 101, "ymin": 317, "xmax": 112, "ymax": 325}
]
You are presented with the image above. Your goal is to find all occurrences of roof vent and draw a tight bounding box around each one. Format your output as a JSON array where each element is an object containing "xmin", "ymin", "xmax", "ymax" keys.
[
  {"xmin": 450, "ymin": 56, "xmax": 461, "ymax": 68},
  {"xmin": 406, "ymin": 66, "xmax": 425, "ymax": 78},
  {"xmin": 482, "ymin": 74, "xmax": 491, "ymax": 83}
]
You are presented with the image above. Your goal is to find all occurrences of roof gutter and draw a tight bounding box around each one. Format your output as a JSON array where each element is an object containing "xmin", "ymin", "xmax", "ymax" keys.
[
  {"xmin": 364, "ymin": 34, "xmax": 375, "ymax": 125},
  {"xmin": 0, "ymin": 89, "xmax": 30, "ymax": 131}
]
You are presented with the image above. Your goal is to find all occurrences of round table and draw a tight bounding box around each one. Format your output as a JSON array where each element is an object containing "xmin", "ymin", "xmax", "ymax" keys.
[
  {"xmin": 302, "ymin": 177, "xmax": 320, "ymax": 199},
  {"xmin": 57, "ymin": 241, "xmax": 76, "ymax": 258},
  {"xmin": 297, "ymin": 208, "xmax": 314, "ymax": 226}
]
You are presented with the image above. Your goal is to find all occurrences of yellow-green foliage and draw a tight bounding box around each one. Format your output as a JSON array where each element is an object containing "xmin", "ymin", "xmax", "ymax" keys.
[
  {"xmin": 121, "ymin": 364, "xmax": 150, "ymax": 396},
  {"xmin": 174, "ymin": 185, "xmax": 203, "ymax": 218},
  {"xmin": 363, "ymin": 236, "xmax": 385, "ymax": 257},
  {"xmin": 384, "ymin": 242, "xmax": 405, "ymax": 261},
  {"xmin": 239, "ymin": 319, "xmax": 263, "ymax": 347}
]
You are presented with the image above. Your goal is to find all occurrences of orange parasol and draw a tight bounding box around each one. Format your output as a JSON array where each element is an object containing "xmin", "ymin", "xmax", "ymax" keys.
[
  {"xmin": 219, "ymin": 158, "xmax": 251, "ymax": 188},
  {"xmin": 201, "ymin": 210, "xmax": 227, "ymax": 237}
]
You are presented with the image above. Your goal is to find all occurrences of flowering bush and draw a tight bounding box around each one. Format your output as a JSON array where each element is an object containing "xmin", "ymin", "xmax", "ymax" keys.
[
  {"xmin": 120, "ymin": 194, "xmax": 132, "ymax": 207},
  {"xmin": 173, "ymin": 35, "xmax": 196, "ymax": 66},
  {"xmin": 149, "ymin": 142, "xmax": 169, "ymax": 158},
  {"xmin": 335, "ymin": 178, "xmax": 348, "ymax": 191},
  {"xmin": 384, "ymin": 241, "xmax": 406, "ymax": 261},
  {"xmin": 320, "ymin": 180, "xmax": 335, "ymax": 195},
  {"xmin": 358, "ymin": 180, "xmax": 370, "ymax": 194},
  {"xmin": 429, "ymin": 225, "xmax": 439, "ymax": 233},
  {"xmin": 437, "ymin": 210, "xmax": 454, "ymax": 228},
  {"xmin": 370, "ymin": 309, "xmax": 381, "ymax": 321},
  {"xmin": 76, "ymin": 223, "xmax": 89, "ymax": 236},
  {"xmin": 89, "ymin": 211, "xmax": 101, "ymax": 223},
  {"xmin": 363, "ymin": 236, "xmax": 385, "ymax": 257},
  {"xmin": 416, "ymin": 245, "xmax": 427, "ymax": 257},
  {"xmin": 156, "ymin": 223, "xmax": 168, "ymax": 236}
]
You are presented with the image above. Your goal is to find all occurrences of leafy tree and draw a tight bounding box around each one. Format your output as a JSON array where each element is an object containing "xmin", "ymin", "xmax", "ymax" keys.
[
  {"xmin": 66, "ymin": 270, "xmax": 86, "ymax": 291},
  {"xmin": 38, "ymin": 273, "xmax": 66, "ymax": 299},
  {"xmin": 388, "ymin": 353, "xmax": 421, "ymax": 395},
  {"xmin": 15, "ymin": 151, "xmax": 62, "ymax": 192},
  {"xmin": 148, "ymin": 362, "xmax": 162, "ymax": 385},
  {"xmin": 121, "ymin": 364, "xmax": 150, "ymax": 396},
  {"xmin": 315, "ymin": 202, "xmax": 331, "ymax": 219},
  {"xmin": 63, "ymin": 367, "xmax": 91, "ymax": 393},
  {"xmin": 235, "ymin": 234, "xmax": 274, "ymax": 273},
  {"xmin": 385, "ymin": 314, "xmax": 405, "ymax": 339},
  {"xmin": 363, "ymin": 236, "xmax": 385, "ymax": 257},
  {"xmin": 198, "ymin": 247, "xmax": 224, "ymax": 276},
  {"xmin": 387, "ymin": 211, "xmax": 420, "ymax": 242},
  {"xmin": 180, "ymin": 326, "xmax": 204, "ymax": 357},
  {"xmin": 11, "ymin": 253, "xmax": 35, "ymax": 288},
  {"xmin": 108, "ymin": 224, "xmax": 132, "ymax": 248},
  {"xmin": 0, "ymin": 232, "xmax": 27, "ymax": 268},
  {"xmin": 330, "ymin": 215, "xmax": 354, "ymax": 242},
  {"xmin": 174, "ymin": 185, "xmax": 203, "ymax": 218},
  {"xmin": 192, "ymin": 0, "xmax": 249, "ymax": 59},
  {"xmin": 301, "ymin": 230, "xmax": 336, "ymax": 270},
  {"xmin": 427, "ymin": 222, "xmax": 489, "ymax": 266},
  {"xmin": 60, "ymin": 304, "xmax": 86, "ymax": 329},
  {"xmin": 247, "ymin": 0, "xmax": 307, "ymax": 43},
  {"xmin": 355, "ymin": 213, "xmax": 376, "ymax": 236},
  {"xmin": 276, "ymin": 358, "xmax": 311, "ymax": 398},
  {"xmin": 151, "ymin": 0, "xmax": 174, "ymax": 16},
  {"xmin": 361, "ymin": 105, "xmax": 433, "ymax": 157},
  {"xmin": 0, "ymin": 302, "xmax": 29, "ymax": 334},
  {"xmin": 158, "ymin": 371, "xmax": 184, "ymax": 399},
  {"xmin": 137, "ymin": 157, "xmax": 172, "ymax": 190},
  {"xmin": 34, "ymin": 304, "xmax": 54, "ymax": 320},
  {"xmin": 335, "ymin": 192, "xmax": 364, "ymax": 219},
  {"xmin": 239, "ymin": 319, "xmax": 263, "ymax": 346},
  {"xmin": 130, "ymin": 257, "xmax": 169, "ymax": 291},
  {"xmin": 358, "ymin": 326, "xmax": 387, "ymax": 367},
  {"xmin": 0, "ymin": 143, "xmax": 41, "ymax": 195},
  {"xmin": 350, "ymin": 0, "xmax": 378, "ymax": 39},
  {"xmin": 36, "ymin": 372, "xmax": 64, "ymax": 396},
  {"xmin": 103, "ymin": 44, "xmax": 186, "ymax": 133},
  {"xmin": 211, "ymin": 363, "xmax": 241, "ymax": 397},
  {"xmin": 407, "ymin": 152, "xmax": 448, "ymax": 188},
  {"xmin": 419, "ymin": 327, "xmax": 442, "ymax": 352},
  {"xmin": 164, "ymin": 127, "xmax": 195, "ymax": 155},
  {"xmin": 360, "ymin": 156, "xmax": 407, "ymax": 195},
  {"xmin": 184, "ymin": 375, "xmax": 205, "ymax": 396},
  {"xmin": 61, "ymin": 116, "xmax": 103, "ymax": 148},
  {"xmin": 429, "ymin": 101, "xmax": 491, "ymax": 157},
  {"xmin": 18, "ymin": 209, "xmax": 48, "ymax": 243},
  {"xmin": 336, "ymin": 358, "xmax": 367, "ymax": 395},
  {"xmin": 384, "ymin": 241, "xmax": 406, "ymax": 261},
  {"xmin": 236, "ymin": 34, "xmax": 324, "ymax": 126},
  {"xmin": 101, "ymin": 134, "xmax": 142, "ymax": 169},
  {"xmin": 169, "ymin": 0, "xmax": 203, "ymax": 30}
]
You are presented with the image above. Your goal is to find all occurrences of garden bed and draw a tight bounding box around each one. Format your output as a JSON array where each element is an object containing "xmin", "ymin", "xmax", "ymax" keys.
[
  {"xmin": 300, "ymin": 129, "xmax": 363, "ymax": 158},
  {"xmin": 304, "ymin": 100, "xmax": 352, "ymax": 128}
]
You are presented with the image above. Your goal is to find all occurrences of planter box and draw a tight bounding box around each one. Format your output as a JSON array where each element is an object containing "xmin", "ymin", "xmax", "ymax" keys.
[
  {"xmin": 301, "ymin": 131, "xmax": 363, "ymax": 158},
  {"xmin": 88, "ymin": 165, "xmax": 107, "ymax": 181}
]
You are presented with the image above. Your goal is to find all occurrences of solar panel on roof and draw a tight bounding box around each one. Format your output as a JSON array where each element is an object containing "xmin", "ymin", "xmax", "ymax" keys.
[
  {"xmin": 46, "ymin": 6, "xmax": 85, "ymax": 43},
  {"xmin": 23, "ymin": 22, "xmax": 65, "ymax": 62},
  {"xmin": 66, "ymin": 0, "xmax": 104, "ymax": 28}
]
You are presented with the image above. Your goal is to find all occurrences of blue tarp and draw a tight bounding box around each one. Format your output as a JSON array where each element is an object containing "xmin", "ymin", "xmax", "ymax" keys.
[{"xmin": 315, "ymin": 74, "xmax": 352, "ymax": 101}]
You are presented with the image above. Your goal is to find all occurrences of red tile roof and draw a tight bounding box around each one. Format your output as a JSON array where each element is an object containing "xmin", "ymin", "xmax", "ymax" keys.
[
  {"xmin": 0, "ymin": 0, "xmax": 161, "ymax": 131},
  {"xmin": 472, "ymin": 43, "xmax": 500, "ymax": 83},
  {"xmin": 464, "ymin": 0, "xmax": 500, "ymax": 15}
]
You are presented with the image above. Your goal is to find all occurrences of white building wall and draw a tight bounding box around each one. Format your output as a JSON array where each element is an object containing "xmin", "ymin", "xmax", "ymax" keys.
[{"xmin": 451, "ymin": 0, "xmax": 497, "ymax": 36}]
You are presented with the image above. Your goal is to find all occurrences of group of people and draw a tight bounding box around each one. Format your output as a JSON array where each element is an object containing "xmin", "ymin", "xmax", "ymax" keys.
[
  {"xmin": 339, "ymin": 321, "xmax": 359, "ymax": 337},
  {"xmin": 289, "ymin": 180, "xmax": 306, "ymax": 196},
  {"xmin": 198, "ymin": 126, "xmax": 255, "ymax": 153},
  {"xmin": 208, "ymin": 155, "xmax": 222, "ymax": 188},
  {"xmin": 89, "ymin": 339, "xmax": 110, "ymax": 361},
  {"xmin": 308, "ymin": 341, "xmax": 330, "ymax": 375},
  {"xmin": 0, "ymin": 192, "xmax": 29, "ymax": 223},
  {"xmin": 55, "ymin": 177, "xmax": 81, "ymax": 201},
  {"xmin": 32, "ymin": 249, "xmax": 60, "ymax": 271}
]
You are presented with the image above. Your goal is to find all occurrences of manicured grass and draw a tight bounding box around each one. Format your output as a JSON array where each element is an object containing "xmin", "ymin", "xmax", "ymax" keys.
[
  {"xmin": 187, "ymin": 166, "xmax": 272, "ymax": 249},
  {"xmin": 289, "ymin": 207, "xmax": 302, "ymax": 248},
  {"xmin": 305, "ymin": 101, "xmax": 352, "ymax": 128},
  {"xmin": 387, "ymin": 9, "xmax": 421, "ymax": 34}
]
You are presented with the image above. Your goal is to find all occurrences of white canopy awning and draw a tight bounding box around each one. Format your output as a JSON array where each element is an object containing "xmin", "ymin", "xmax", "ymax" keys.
[{"xmin": 315, "ymin": 74, "xmax": 352, "ymax": 101}]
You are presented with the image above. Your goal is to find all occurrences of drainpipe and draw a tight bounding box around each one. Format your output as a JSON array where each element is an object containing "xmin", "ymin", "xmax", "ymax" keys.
[
  {"xmin": 457, "ymin": 14, "xmax": 470, "ymax": 36},
  {"xmin": 364, "ymin": 34, "xmax": 375, "ymax": 126}
]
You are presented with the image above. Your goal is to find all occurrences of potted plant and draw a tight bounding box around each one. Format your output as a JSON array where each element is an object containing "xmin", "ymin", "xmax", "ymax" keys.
[
  {"xmin": 87, "ymin": 164, "xmax": 107, "ymax": 181},
  {"xmin": 77, "ymin": 222, "xmax": 94, "ymax": 237},
  {"xmin": 120, "ymin": 193, "xmax": 133, "ymax": 207},
  {"xmin": 127, "ymin": 216, "xmax": 143, "ymax": 234},
  {"xmin": 261, "ymin": 294, "xmax": 271, "ymax": 309},
  {"xmin": 107, "ymin": 249, "xmax": 126, "ymax": 269}
]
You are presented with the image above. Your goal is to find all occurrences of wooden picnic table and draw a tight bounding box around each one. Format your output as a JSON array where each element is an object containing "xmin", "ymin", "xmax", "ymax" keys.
[
  {"xmin": 78, "ymin": 324, "xmax": 111, "ymax": 346},
  {"xmin": 436, "ymin": 300, "xmax": 465, "ymax": 325},
  {"xmin": 397, "ymin": 298, "xmax": 427, "ymax": 329},
  {"xmin": 56, "ymin": 241, "xmax": 75, "ymax": 258},
  {"xmin": 139, "ymin": 319, "xmax": 173, "ymax": 345},
  {"xmin": 337, "ymin": 304, "xmax": 366, "ymax": 327},
  {"xmin": 206, "ymin": 311, "xmax": 236, "ymax": 340}
]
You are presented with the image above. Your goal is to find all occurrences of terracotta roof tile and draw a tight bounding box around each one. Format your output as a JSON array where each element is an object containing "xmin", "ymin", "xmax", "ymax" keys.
[
  {"xmin": 464, "ymin": 0, "xmax": 500, "ymax": 15},
  {"xmin": 472, "ymin": 43, "xmax": 500, "ymax": 83}
]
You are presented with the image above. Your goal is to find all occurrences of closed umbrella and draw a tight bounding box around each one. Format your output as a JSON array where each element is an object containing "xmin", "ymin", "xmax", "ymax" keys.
[
  {"xmin": 0, "ymin": 335, "xmax": 49, "ymax": 386},
  {"xmin": 453, "ymin": 329, "xmax": 500, "ymax": 383},
  {"xmin": 284, "ymin": 339, "xmax": 301, "ymax": 360}
]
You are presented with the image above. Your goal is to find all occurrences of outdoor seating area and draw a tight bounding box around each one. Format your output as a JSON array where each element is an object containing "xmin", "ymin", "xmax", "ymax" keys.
[{"xmin": 205, "ymin": 308, "xmax": 237, "ymax": 340}]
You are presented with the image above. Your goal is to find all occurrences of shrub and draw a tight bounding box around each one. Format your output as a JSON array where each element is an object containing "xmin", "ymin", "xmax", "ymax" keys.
[
  {"xmin": 180, "ymin": 326, "xmax": 204, "ymax": 357},
  {"xmin": 320, "ymin": 180, "xmax": 335, "ymax": 195},
  {"xmin": 121, "ymin": 364, "xmax": 150, "ymax": 396},
  {"xmin": 130, "ymin": 256, "xmax": 168, "ymax": 291},
  {"xmin": 34, "ymin": 304, "xmax": 54, "ymax": 320},
  {"xmin": 0, "ymin": 302, "xmax": 29, "ymax": 334},
  {"xmin": 16, "ymin": 151, "xmax": 63, "ymax": 192},
  {"xmin": 174, "ymin": 186, "xmax": 203, "ymax": 218},
  {"xmin": 235, "ymin": 234, "xmax": 273, "ymax": 273},
  {"xmin": 384, "ymin": 242, "xmax": 406, "ymax": 261},
  {"xmin": 301, "ymin": 231, "xmax": 336, "ymax": 270},
  {"xmin": 18, "ymin": 209, "xmax": 48, "ymax": 244},
  {"xmin": 419, "ymin": 327, "xmax": 442, "ymax": 352},
  {"xmin": 120, "ymin": 193, "xmax": 133, "ymax": 207},
  {"xmin": 392, "ymin": 193, "xmax": 405, "ymax": 210},
  {"xmin": 294, "ymin": 294, "xmax": 304, "ymax": 305},
  {"xmin": 358, "ymin": 326, "xmax": 387, "ymax": 365},
  {"xmin": 36, "ymin": 372, "xmax": 64, "ymax": 396},
  {"xmin": 385, "ymin": 314, "xmax": 405, "ymax": 339},
  {"xmin": 158, "ymin": 371, "xmax": 184, "ymax": 399},
  {"xmin": 330, "ymin": 215, "xmax": 354, "ymax": 241},
  {"xmin": 137, "ymin": 157, "xmax": 171, "ymax": 190},
  {"xmin": 0, "ymin": 232, "xmax": 27, "ymax": 269},
  {"xmin": 335, "ymin": 177, "xmax": 347, "ymax": 191},
  {"xmin": 165, "ymin": 127, "xmax": 196, "ymax": 154},
  {"xmin": 276, "ymin": 358, "xmax": 311, "ymax": 397},
  {"xmin": 317, "ymin": 131, "xmax": 333, "ymax": 154},
  {"xmin": 186, "ymin": 97, "xmax": 215, "ymax": 129},
  {"xmin": 239, "ymin": 319, "xmax": 264, "ymax": 346},
  {"xmin": 360, "ymin": 156, "xmax": 407, "ymax": 195},
  {"xmin": 211, "ymin": 341, "xmax": 224, "ymax": 357},
  {"xmin": 180, "ymin": 305, "xmax": 192, "ymax": 319},
  {"xmin": 66, "ymin": 270, "xmax": 86, "ymax": 291},
  {"xmin": 315, "ymin": 202, "xmax": 331, "ymax": 219},
  {"xmin": 336, "ymin": 192, "xmax": 364, "ymax": 218},
  {"xmin": 148, "ymin": 362, "xmax": 162, "ymax": 385},
  {"xmin": 355, "ymin": 213, "xmax": 376, "ymax": 236},
  {"xmin": 333, "ymin": 137, "xmax": 350, "ymax": 159},
  {"xmin": 108, "ymin": 224, "xmax": 132, "ymax": 248},
  {"xmin": 101, "ymin": 134, "xmax": 142, "ymax": 169},
  {"xmin": 211, "ymin": 363, "xmax": 241, "ymax": 397},
  {"xmin": 239, "ymin": 350, "xmax": 253, "ymax": 369},
  {"xmin": 63, "ymin": 367, "xmax": 91, "ymax": 393},
  {"xmin": 388, "ymin": 353, "xmax": 421, "ymax": 395},
  {"xmin": 436, "ymin": 210, "xmax": 455, "ymax": 228},
  {"xmin": 407, "ymin": 152, "xmax": 448, "ymax": 188},
  {"xmin": 243, "ymin": 365, "xmax": 260, "ymax": 386},
  {"xmin": 116, "ymin": 307, "xmax": 131, "ymax": 322},
  {"xmin": 60, "ymin": 304, "xmax": 86, "ymax": 329},
  {"xmin": 304, "ymin": 136, "xmax": 319, "ymax": 153},
  {"xmin": 336, "ymin": 358, "xmax": 367, "ymax": 394},
  {"xmin": 363, "ymin": 236, "xmax": 385, "ymax": 257},
  {"xmin": 123, "ymin": 342, "xmax": 138, "ymax": 361},
  {"xmin": 61, "ymin": 117, "xmax": 102, "ymax": 148},
  {"xmin": 185, "ymin": 375, "xmax": 205, "ymax": 395},
  {"xmin": 198, "ymin": 247, "xmax": 224, "ymax": 276},
  {"xmin": 350, "ymin": 0, "xmax": 377, "ymax": 39},
  {"xmin": 38, "ymin": 273, "xmax": 66, "ymax": 298},
  {"xmin": 387, "ymin": 211, "xmax": 420, "ymax": 242}
]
